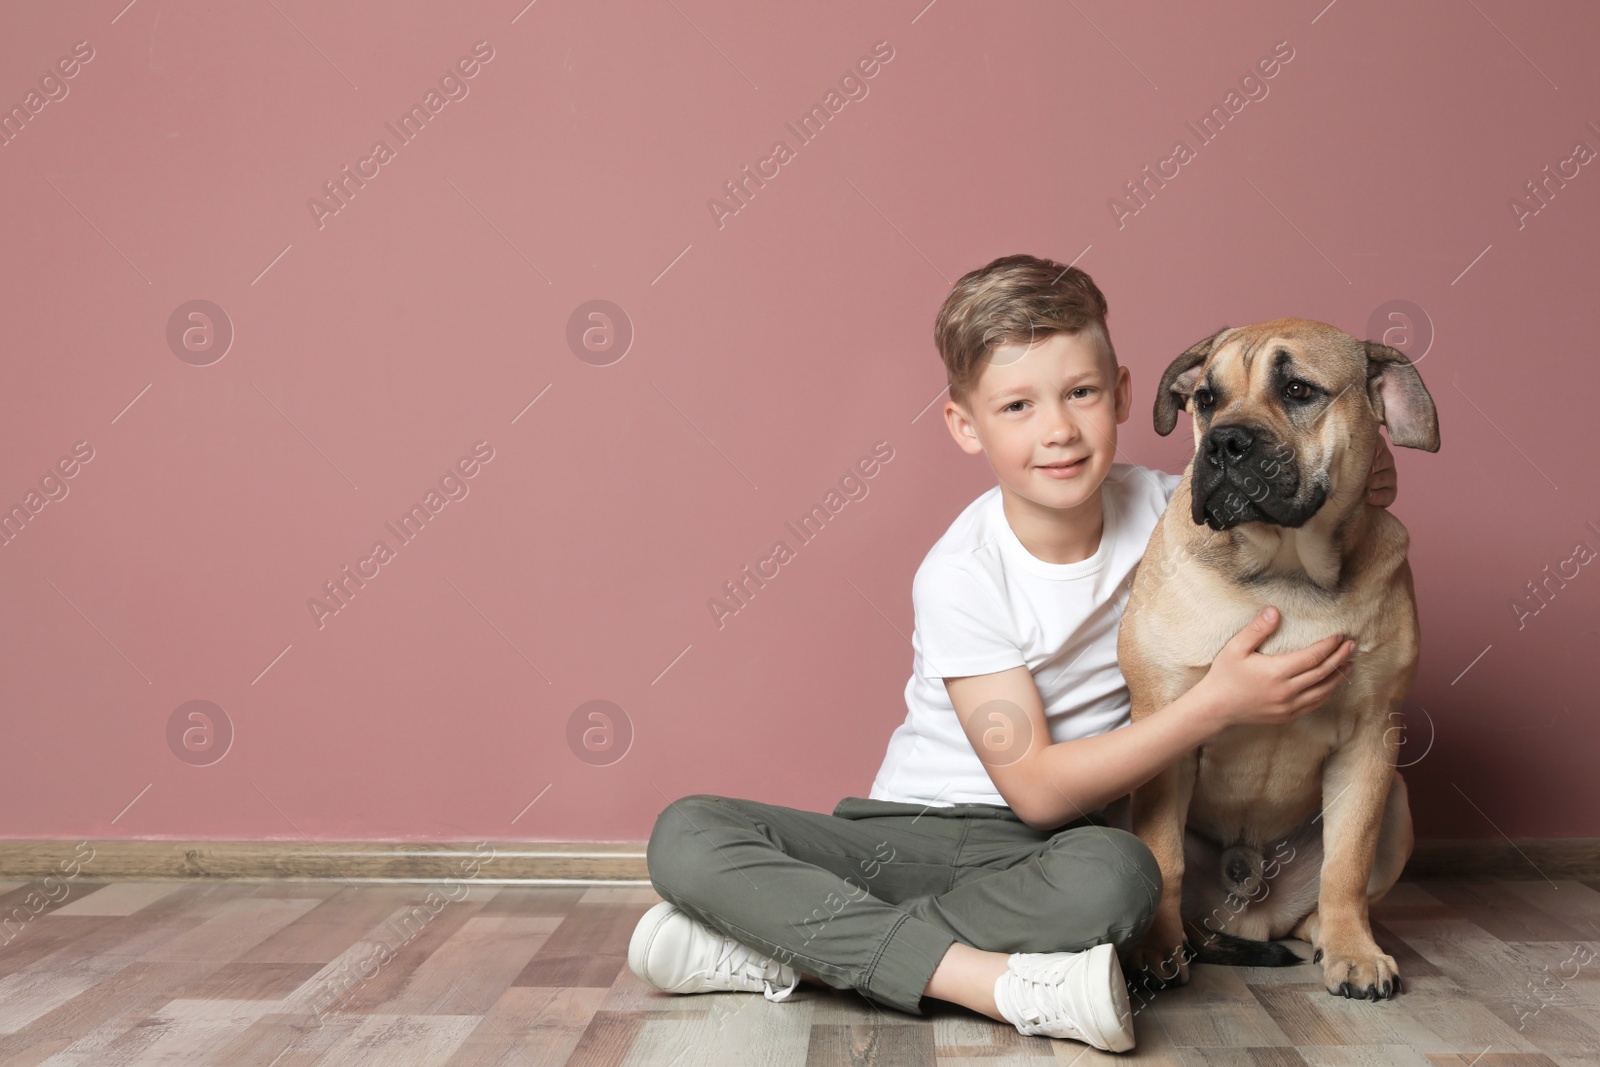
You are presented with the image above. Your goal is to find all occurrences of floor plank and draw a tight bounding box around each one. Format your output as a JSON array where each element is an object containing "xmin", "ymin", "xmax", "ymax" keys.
[{"xmin": 0, "ymin": 878, "xmax": 1591, "ymax": 1064}]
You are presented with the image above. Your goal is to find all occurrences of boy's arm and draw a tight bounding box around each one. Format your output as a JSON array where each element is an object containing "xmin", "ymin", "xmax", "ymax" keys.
[
  {"xmin": 949, "ymin": 607, "xmax": 1356, "ymax": 831},
  {"xmin": 947, "ymin": 666, "xmax": 1222, "ymax": 831}
]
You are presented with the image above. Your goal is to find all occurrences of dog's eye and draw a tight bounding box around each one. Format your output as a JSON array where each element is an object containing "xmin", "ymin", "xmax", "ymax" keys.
[
  {"xmin": 1283, "ymin": 380, "xmax": 1314, "ymax": 400},
  {"xmin": 1194, "ymin": 388, "xmax": 1215, "ymax": 409}
]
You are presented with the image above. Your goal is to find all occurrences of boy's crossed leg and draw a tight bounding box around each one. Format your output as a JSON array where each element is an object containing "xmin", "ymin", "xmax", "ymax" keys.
[{"xmin": 642, "ymin": 791, "xmax": 1160, "ymax": 1028}]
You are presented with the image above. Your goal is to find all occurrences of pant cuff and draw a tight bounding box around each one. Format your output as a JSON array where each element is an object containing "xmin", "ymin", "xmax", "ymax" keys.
[{"xmin": 863, "ymin": 913, "xmax": 958, "ymax": 1016}]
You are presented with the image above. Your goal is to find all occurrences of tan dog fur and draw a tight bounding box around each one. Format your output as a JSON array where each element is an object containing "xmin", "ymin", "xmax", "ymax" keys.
[{"xmin": 1118, "ymin": 317, "xmax": 1439, "ymax": 1000}]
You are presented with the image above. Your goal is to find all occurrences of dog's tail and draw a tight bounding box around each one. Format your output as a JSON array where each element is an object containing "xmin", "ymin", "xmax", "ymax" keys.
[{"xmin": 1181, "ymin": 918, "xmax": 1303, "ymax": 967}]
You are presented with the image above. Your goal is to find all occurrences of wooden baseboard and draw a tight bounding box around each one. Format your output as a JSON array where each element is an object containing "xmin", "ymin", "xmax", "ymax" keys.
[
  {"xmin": 0, "ymin": 841, "xmax": 650, "ymax": 885},
  {"xmin": 1, "ymin": 838, "xmax": 1596, "ymax": 884},
  {"xmin": 1404, "ymin": 838, "xmax": 1600, "ymax": 881}
]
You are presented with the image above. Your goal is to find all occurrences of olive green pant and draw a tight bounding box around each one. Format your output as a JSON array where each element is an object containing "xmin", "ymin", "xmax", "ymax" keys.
[{"xmin": 645, "ymin": 793, "xmax": 1163, "ymax": 1016}]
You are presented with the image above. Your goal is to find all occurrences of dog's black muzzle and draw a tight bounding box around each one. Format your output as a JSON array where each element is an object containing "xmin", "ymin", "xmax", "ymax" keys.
[{"xmin": 1191, "ymin": 422, "xmax": 1328, "ymax": 531}]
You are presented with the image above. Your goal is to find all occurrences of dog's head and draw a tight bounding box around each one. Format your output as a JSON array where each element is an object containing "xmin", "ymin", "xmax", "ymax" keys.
[{"xmin": 1154, "ymin": 318, "xmax": 1439, "ymax": 532}]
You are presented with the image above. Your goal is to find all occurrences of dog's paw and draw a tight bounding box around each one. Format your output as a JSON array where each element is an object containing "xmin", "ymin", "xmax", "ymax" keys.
[
  {"xmin": 1314, "ymin": 941, "xmax": 1402, "ymax": 1000},
  {"xmin": 1123, "ymin": 937, "xmax": 1192, "ymax": 994}
]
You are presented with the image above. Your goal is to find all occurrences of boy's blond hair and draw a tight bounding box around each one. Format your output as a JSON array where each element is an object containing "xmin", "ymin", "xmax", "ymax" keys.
[{"xmin": 934, "ymin": 253, "xmax": 1117, "ymax": 410}]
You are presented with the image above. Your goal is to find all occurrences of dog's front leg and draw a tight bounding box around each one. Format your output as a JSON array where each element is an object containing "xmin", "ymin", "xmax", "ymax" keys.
[
  {"xmin": 1127, "ymin": 750, "xmax": 1197, "ymax": 990},
  {"xmin": 1310, "ymin": 715, "xmax": 1402, "ymax": 999}
]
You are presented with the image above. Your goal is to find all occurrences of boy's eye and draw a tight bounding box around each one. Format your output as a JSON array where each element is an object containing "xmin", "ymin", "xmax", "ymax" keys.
[{"xmin": 1003, "ymin": 386, "xmax": 1094, "ymax": 411}]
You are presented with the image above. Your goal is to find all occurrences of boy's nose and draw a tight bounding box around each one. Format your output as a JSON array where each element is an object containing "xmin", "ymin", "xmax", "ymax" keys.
[{"xmin": 1043, "ymin": 412, "xmax": 1082, "ymax": 441}]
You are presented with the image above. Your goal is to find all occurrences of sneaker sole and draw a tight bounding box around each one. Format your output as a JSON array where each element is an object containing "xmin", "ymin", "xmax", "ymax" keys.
[
  {"xmin": 628, "ymin": 900, "xmax": 683, "ymax": 991},
  {"xmin": 1085, "ymin": 943, "xmax": 1136, "ymax": 1053}
]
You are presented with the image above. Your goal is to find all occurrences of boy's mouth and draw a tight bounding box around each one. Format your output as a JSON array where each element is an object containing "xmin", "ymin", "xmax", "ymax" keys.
[{"xmin": 1036, "ymin": 456, "xmax": 1089, "ymax": 478}]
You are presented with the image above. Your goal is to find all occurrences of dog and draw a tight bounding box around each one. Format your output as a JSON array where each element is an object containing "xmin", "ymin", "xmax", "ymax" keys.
[{"xmin": 1116, "ymin": 317, "xmax": 1439, "ymax": 1001}]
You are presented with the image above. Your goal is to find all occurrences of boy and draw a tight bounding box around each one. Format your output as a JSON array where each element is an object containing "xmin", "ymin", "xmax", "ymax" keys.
[{"xmin": 628, "ymin": 254, "xmax": 1397, "ymax": 1052}]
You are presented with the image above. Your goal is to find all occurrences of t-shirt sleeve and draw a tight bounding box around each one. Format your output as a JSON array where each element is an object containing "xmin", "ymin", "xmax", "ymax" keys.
[
  {"xmin": 912, "ymin": 557, "xmax": 1027, "ymax": 680},
  {"xmin": 1152, "ymin": 467, "xmax": 1182, "ymax": 503}
]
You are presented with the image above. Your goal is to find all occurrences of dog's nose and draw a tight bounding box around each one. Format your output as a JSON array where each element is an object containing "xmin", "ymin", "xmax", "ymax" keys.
[{"xmin": 1206, "ymin": 424, "xmax": 1255, "ymax": 462}]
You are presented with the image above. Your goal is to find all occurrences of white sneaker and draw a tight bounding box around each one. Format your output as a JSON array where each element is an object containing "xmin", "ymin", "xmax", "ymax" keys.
[
  {"xmin": 628, "ymin": 901, "xmax": 802, "ymax": 1003},
  {"xmin": 993, "ymin": 943, "xmax": 1136, "ymax": 1052}
]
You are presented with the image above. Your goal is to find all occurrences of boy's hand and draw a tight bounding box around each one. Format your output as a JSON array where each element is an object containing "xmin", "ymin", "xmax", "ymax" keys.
[
  {"xmin": 1192, "ymin": 606, "xmax": 1356, "ymax": 731},
  {"xmin": 1365, "ymin": 433, "xmax": 1397, "ymax": 508}
]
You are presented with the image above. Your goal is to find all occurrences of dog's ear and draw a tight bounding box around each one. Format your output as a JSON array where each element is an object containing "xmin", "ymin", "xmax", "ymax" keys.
[
  {"xmin": 1363, "ymin": 341, "xmax": 1440, "ymax": 451},
  {"xmin": 1154, "ymin": 328, "xmax": 1229, "ymax": 436}
]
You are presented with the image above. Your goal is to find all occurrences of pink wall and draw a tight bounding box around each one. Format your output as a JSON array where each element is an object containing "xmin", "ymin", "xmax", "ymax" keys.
[{"xmin": 1, "ymin": 1, "xmax": 1595, "ymax": 844}]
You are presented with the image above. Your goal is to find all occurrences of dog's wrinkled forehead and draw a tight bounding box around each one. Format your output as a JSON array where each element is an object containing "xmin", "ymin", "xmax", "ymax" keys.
[
  {"xmin": 1155, "ymin": 314, "xmax": 1439, "ymax": 452},
  {"xmin": 1204, "ymin": 320, "xmax": 1366, "ymax": 396}
]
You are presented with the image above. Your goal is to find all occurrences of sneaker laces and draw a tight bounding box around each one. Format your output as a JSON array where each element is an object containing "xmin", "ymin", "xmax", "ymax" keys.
[
  {"xmin": 1002, "ymin": 954, "xmax": 1084, "ymax": 1032},
  {"xmin": 705, "ymin": 936, "xmax": 801, "ymax": 1002},
  {"xmin": 763, "ymin": 972, "xmax": 802, "ymax": 1003}
]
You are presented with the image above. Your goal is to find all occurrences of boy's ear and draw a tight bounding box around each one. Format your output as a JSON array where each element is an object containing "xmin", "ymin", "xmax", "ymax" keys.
[
  {"xmin": 943, "ymin": 397, "xmax": 986, "ymax": 456},
  {"xmin": 1363, "ymin": 341, "xmax": 1440, "ymax": 451},
  {"xmin": 1154, "ymin": 327, "xmax": 1231, "ymax": 436}
]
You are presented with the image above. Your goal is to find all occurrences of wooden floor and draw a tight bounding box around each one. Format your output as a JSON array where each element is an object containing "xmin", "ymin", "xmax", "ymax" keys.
[{"xmin": 0, "ymin": 877, "xmax": 1597, "ymax": 1066}]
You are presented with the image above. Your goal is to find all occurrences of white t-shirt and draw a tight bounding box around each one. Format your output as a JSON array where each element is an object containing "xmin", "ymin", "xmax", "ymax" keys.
[{"xmin": 868, "ymin": 463, "xmax": 1184, "ymax": 809}]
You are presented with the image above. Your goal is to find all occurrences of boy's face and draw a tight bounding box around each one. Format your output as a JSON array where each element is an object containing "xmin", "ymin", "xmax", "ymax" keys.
[{"xmin": 944, "ymin": 329, "xmax": 1133, "ymax": 512}]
